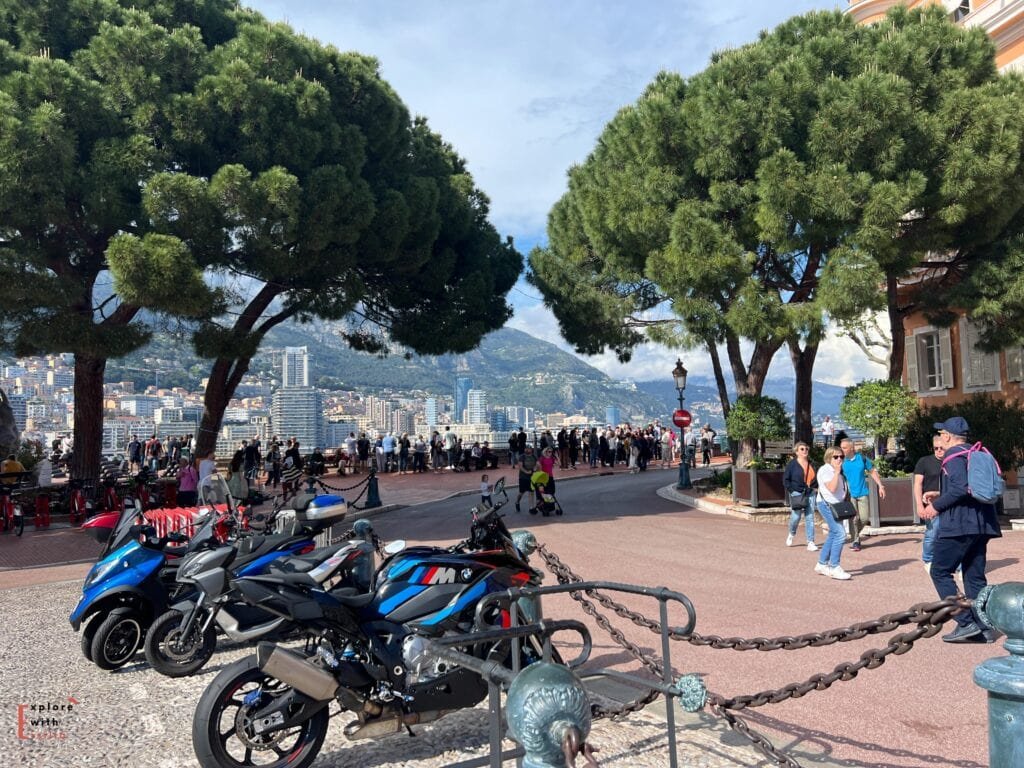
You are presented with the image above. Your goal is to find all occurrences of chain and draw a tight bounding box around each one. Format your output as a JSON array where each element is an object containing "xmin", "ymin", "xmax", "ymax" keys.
[
  {"xmin": 309, "ymin": 474, "xmax": 377, "ymax": 510},
  {"xmin": 535, "ymin": 544, "xmax": 972, "ymax": 767},
  {"xmin": 709, "ymin": 702, "xmax": 803, "ymax": 768},
  {"xmin": 313, "ymin": 474, "xmax": 371, "ymax": 494}
]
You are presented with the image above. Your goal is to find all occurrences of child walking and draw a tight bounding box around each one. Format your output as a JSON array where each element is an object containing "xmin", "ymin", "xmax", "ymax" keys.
[{"xmin": 480, "ymin": 474, "xmax": 493, "ymax": 508}]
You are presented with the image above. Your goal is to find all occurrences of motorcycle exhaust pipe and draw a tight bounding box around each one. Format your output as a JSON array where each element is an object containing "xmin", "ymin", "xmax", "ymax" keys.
[{"xmin": 256, "ymin": 643, "xmax": 338, "ymax": 702}]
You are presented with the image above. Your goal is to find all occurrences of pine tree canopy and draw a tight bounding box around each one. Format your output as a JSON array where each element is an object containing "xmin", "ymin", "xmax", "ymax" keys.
[{"xmin": 528, "ymin": 6, "xmax": 1024, "ymax": 365}]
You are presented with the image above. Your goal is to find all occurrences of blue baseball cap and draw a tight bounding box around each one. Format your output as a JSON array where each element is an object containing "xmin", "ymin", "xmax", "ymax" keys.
[{"xmin": 933, "ymin": 416, "xmax": 970, "ymax": 436}]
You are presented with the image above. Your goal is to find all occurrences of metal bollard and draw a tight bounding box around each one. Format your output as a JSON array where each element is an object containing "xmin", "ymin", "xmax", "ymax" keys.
[
  {"xmin": 505, "ymin": 662, "xmax": 593, "ymax": 768},
  {"xmin": 364, "ymin": 466, "xmax": 381, "ymax": 509},
  {"xmin": 974, "ymin": 582, "xmax": 1024, "ymax": 768},
  {"xmin": 512, "ymin": 530, "xmax": 541, "ymax": 623},
  {"xmin": 34, "ymin": 492, "xmax": 51, "ymax": 529}
]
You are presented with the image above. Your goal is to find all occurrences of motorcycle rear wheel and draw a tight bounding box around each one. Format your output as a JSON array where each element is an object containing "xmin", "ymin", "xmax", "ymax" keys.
[
  {"xmin": 192, "ymin": 656, "xmax": 329, "ymax": 768},
  {"xmin": 145, "ymin": 609, "xmax": 217, "ymax": 678}
]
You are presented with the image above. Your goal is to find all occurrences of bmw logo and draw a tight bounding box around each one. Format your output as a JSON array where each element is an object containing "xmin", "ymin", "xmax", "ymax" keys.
[{"xmin": 461, "ymin": 568, "xmax": 474, "ymax": 581}]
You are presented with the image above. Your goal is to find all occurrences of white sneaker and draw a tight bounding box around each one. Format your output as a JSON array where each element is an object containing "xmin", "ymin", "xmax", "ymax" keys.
[
  {"xmin": 829, "ymin": 566, "xmax": 852, "ymax": 580},
  {"xmin": 786, "ymin": 534, "xmax": 795, "ymax": 547},
  {"xmin": 807, "ymin": 541, "xmax": 818, "ymax": 552},
  {"xmin": 814, "ymin": 562, "xmax": 830, "ymax": 576}
]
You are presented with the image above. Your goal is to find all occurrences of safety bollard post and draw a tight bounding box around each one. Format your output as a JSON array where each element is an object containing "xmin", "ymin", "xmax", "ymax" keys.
[
  {"xmin": 34, "ymin": 492, "xmax": 51, "ymax": 529},
  {"xmin": 974, "ymin": 582, "xmax": 1024, "ymax": 768},
  {"xmin": 364, "ymin": 466, "xmax": 382, "ymax": 509},
  {"xmin": 505, "ymin": 661, "xmax": 593, "ymax": 768}
]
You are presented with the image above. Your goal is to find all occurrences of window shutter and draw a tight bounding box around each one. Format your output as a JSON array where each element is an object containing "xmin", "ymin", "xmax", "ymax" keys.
[
  {"xmin": 1007, "ymin": 347, "xmax": 1024, "ymax": 383},
  {"xmin": 905, "ymin": 335, "xmax": 919, "ymax": 392},
  {"xmin": 939, "ymin": 327, "xmax": 954, "ymax": 389},
  {"xmin": 963, "ymin": 321, "xmax": 997, "ymax": 387}
]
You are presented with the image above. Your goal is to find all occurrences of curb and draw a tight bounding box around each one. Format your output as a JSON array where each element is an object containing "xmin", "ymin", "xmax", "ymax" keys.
[{"xmin": 657, "ymin": 484, "xmax": 733, "ymax": 516}]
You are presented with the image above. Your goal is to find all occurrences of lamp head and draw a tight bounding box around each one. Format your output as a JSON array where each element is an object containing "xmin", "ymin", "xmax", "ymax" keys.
[{"xmin": 672, "ymin": 358, "xmax": 688, "ymax": 391}]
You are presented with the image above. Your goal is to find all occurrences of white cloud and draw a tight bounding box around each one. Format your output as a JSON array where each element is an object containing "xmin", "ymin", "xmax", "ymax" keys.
[
  {"xmin": 247, "ymin": 1, "xmax": 887, "ymax": 389},
  {"xmin": 247, "ymin": 0, "xmax": 832, "ymax": 239}
]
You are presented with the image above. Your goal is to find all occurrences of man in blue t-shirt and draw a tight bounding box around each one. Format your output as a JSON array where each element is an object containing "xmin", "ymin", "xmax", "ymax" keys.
[{"xmin": 840, "ymin": 438, "xmax": 886, "ymax": 552}]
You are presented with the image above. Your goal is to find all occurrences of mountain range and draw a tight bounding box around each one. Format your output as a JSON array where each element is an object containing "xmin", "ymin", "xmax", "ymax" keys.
[{"xmin": 107, "ymin": 322, "xmax": 851, "ymax": 427}]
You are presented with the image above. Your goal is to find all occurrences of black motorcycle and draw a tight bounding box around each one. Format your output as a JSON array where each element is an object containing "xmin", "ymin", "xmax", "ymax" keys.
[{"xmin": 191, "ymin": 479, "xmax": 567, "ymax": 768}]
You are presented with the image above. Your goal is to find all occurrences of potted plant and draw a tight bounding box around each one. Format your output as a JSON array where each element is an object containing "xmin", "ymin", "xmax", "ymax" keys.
[
  {"xmin": 727, "ymin": 396, "xmax": 791, "ymax": 507},
  {"xmin": 867, "ymin": 455, "xmax": 916, "ymax": 526}
]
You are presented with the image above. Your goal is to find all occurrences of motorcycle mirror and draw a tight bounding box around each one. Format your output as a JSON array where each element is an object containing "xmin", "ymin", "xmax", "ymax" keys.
[{"xmin": 383, "ymin": 539, "xmax": 406, "ymax": 556}]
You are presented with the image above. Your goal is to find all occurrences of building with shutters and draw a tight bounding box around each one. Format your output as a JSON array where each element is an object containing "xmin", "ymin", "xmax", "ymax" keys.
[{"xmin": 849, "ymin": 1, "xmax": 1024, "ymax": 406}]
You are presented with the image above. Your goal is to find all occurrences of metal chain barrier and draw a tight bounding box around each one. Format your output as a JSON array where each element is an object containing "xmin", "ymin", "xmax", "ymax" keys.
[
  {"xmin": 311, "ymin": 474, "xmax": 372, "ymax": 509},
  {"xmin": 536, "ymin": 543, "xmax": 972, "ymax": 767},
  {"xmin": 312, "ymin": 474, "xmax": 372, "ymax": 494}
]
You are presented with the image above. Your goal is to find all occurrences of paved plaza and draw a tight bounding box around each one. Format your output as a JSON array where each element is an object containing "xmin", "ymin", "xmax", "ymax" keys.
[{"xmin": 0, "ymin": 462, "xmax": 1016, "ymax": 767}]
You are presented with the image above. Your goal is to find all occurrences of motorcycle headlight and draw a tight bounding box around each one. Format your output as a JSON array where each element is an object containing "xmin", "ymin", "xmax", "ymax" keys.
[
  {"xmin": 180, "ymin": 558, "xmax": 207, "ymax": 581},
  {"xmin": 84, "ymin": 557, "xmax": 121, "ymax": 589}
]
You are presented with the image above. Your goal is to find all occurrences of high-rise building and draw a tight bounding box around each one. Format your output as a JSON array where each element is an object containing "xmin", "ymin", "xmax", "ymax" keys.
[
  {"xmin": 392, "ymin": 409, "xmax": 416, "ymax": 435},
  {"xmin": 281, "ymin": 346, "xmax": 310, "ymax": 388},
  {"xmin": 424, "ymin": 397, "xmax": 439, "ymax": 427},
  {"xmin": 454, "ymin": 377, "xmax": 474, "ymax": 422},
  {"xmin": 489, "ymin": 409, "xmax": 508, "ymax": 431},
  {"xmin": 605, "ymin": 406, "xmax": 621, "ymax": 427},
  {"xmin": 271, "ymin": 387, "xmax": 323, "ymax": 451},
  {"xmin": 505, "ymin": 406, "xmax": 533, "ymax": 430},
  {"xmin": 466, "ymin": 389, "xmax": 488, "ymax": 424}
]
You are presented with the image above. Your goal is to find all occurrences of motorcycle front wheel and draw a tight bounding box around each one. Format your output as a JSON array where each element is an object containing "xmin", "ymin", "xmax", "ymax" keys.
[
  {"xmin": 145, "ymin": 609, "xmax": 217, "ymax": 678},
  {"xmin": 192, "ymin": 656, "xmax": 329, "ymax": 768}
]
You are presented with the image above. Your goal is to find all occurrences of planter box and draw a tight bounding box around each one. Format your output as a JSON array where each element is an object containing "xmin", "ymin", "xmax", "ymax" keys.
[
  {"xmin": 868, "ymin": 476, "xmax": 915, "ymax": 527},
  {"xmin": 732, "ymin": 467, "xmax": 787, "ymax": 507}
]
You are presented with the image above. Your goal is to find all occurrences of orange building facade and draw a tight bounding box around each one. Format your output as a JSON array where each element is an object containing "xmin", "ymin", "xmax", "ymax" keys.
[{"xmin": 849, "ymin": 0, "xmax": 1024, "ymax": 417}]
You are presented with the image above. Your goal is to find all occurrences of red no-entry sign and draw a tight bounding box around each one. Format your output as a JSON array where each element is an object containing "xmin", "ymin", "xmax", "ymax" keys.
[{"xmin": 672, "ymin": 409, "xmax": 692, "ymax": 428}]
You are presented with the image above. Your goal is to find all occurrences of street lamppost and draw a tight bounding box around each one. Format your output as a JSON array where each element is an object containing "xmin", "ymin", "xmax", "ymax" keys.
[{"xmin": 673, "ymin": 358, "xmax": 692, "ymax": 490}]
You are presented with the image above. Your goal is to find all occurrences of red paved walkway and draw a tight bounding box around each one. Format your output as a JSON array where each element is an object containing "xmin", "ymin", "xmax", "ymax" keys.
[{"xmin": 0, "ymin": 458, "xmax": 715, "ymax": 587}]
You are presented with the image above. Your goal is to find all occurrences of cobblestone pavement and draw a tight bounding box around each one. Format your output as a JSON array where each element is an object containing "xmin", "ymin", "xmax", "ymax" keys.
[{"xmin": 1, "ymin": 580, "xmax": 771, "ymax": 768}]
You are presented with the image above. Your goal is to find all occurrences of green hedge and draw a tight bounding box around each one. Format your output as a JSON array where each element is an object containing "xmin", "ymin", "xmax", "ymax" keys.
[{"xmin": 904, "ymin": 394, "xmax": 1024, "ymax": 470}]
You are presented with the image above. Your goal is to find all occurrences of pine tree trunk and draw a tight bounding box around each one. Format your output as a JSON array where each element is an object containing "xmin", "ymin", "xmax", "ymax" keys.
[
  {"xmin": 707, "ymin": 340, "xmax": 731, "ymax": 420},
  {"xmin": 887, "ymin": 275, "xmax": 906, "ymax": 383},
  {"xmin": 194, "ymin": 357, "xmax": 253, "ymax": 458},
  {"xmin": 725, "ymin": 331, "xmax": 783, "ymax": 465},
  {"xmin": 789, "ymin": 338, "xmax": 820, "ymax": 445},
  {"xmin": 71, "ymin": 355, "xmax": 107, "ymax": 483}
]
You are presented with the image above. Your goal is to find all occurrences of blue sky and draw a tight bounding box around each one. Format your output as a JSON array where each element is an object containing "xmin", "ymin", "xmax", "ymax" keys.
[{"xmin": 246, "ymin": 0, "xmax": 887, "ymax": 385}]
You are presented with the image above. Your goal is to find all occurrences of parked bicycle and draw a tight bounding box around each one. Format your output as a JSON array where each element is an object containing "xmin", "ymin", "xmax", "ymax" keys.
[{"xmin": 0, "ymin": 472, "xmax": 30, "ymax": 537}]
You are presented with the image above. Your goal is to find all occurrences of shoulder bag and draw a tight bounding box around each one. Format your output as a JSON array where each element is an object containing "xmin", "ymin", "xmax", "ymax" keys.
[{"xmin": 825, "ymin": 496, "xmax": 857, "ymax": 520}]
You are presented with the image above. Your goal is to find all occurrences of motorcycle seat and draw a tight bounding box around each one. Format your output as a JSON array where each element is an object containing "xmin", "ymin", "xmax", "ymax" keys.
[
  {"xmin": 289, "ymin": 493, "xmax": 316, "ymax": 513},
  {"xmin": 269, "ymin": 540, "xmax": 347, "ymax": 575},
  {"xmin": 330, "ymin": 590, "xmax": 375, "ymax": 609}
]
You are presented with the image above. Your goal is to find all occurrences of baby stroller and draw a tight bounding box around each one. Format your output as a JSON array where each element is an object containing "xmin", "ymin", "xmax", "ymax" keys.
[{"xmin": 529, "ymin": 470, "xmax": 563, "ymax": 517}]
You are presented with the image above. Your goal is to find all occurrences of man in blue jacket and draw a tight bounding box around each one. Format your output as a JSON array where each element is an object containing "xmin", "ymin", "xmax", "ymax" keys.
[{"xmin": 920, "ymin": 416, "xmax": 1002, "ymax": 643}]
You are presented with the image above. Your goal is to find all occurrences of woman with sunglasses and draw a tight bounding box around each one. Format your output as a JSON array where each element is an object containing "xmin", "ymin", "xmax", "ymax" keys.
[
  {"xmin": 814, "ymin": 447, "xmax": 853, "ymax": 580},
  {"xmin": 783, "ymin": 442, "xmax": 818, "ymax": 551}
]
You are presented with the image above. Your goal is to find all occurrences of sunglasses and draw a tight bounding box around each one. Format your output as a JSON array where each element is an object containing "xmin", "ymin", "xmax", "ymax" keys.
[
  {"xmin": 831, "ymin": 456, "xmax": 843, "ymax": 461},
  {"xmin": 934, "ymin": 447, "xmax": 945, "ymax": 452}
]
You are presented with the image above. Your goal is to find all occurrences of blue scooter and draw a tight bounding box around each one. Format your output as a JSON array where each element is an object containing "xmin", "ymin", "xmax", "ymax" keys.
[{"xmin": 70, "ymin": 475, "xmax": 323, "ymax": 670}]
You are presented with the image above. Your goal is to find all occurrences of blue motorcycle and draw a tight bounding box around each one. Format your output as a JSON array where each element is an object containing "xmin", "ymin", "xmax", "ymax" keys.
[{"xmin": 70, "ymin": 476, "xmax": 337, "ymax": 670}]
